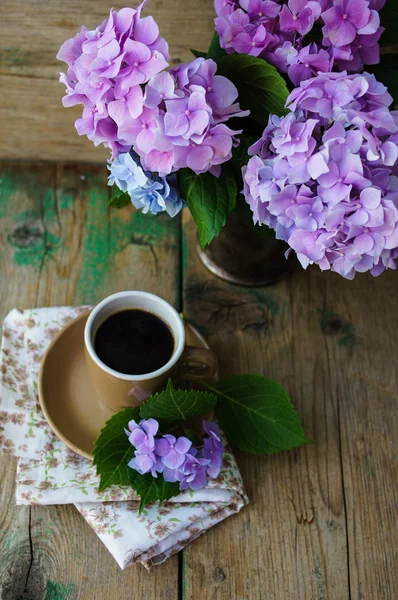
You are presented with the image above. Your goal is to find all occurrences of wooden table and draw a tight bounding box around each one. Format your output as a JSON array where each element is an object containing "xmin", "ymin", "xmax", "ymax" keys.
[
  {"xmin": 0, "ymin": 2, "xmax": 397, "ymax": 599},
  {"xmin": 0, "ymin": 162, "xmax": 397, "ymax": 600}
]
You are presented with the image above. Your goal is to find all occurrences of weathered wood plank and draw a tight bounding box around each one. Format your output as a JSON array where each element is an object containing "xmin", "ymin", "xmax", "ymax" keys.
[
  {"xmin": 0, "ymin": 162, "xmax": 180, "ymax": 599},
  {"xmin": 322, "ymin": 272, "xmax": 398, "ymax": 600},
  {"xmin": 0, "ymin": 76, "xmax": 109, "ymax": 163},
  {"xmin": 0, "ymin": 0, "xmax": 215, "ymax": 79},
  {"xmin": 0, "ymin": 0, "xmax": 215, "ymax": 162},
  {"xmin": 181, "ymin": 213, "xmax": 351, "ymax": 600}
]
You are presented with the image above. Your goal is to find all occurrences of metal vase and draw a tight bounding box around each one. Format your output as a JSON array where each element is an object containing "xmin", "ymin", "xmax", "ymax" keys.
[{"xmin": 197, "ymin": 212, "xmax": 294, "ymax": 287}]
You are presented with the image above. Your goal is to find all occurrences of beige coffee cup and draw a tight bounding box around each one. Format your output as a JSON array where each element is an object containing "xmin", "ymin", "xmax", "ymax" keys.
[{"xmin": 84, "ymin": 291, "xmax": 218, "ymax": 412}]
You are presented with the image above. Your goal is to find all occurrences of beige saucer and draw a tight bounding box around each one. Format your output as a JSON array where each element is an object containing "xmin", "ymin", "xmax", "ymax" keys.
[{"xmin": 39, "ymin": 312, "xmax": 218, "ymax": 460}]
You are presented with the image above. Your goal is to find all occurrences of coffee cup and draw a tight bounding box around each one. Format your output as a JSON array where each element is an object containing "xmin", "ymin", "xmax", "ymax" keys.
[{"xmin": 84, "ymin": 291, "xmax": 218, "ymax": 411}]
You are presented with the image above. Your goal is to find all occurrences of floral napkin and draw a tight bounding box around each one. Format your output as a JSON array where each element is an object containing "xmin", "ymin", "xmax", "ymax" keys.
[{"xmin": 0, "ymin": 307, "xmax": 247, "ymax": 569}]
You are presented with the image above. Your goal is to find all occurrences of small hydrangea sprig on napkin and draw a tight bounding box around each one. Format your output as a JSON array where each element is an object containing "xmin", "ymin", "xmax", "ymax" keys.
[{"xmin": 93, "ymin": 377, "xmax": 312, "ymax": 511}]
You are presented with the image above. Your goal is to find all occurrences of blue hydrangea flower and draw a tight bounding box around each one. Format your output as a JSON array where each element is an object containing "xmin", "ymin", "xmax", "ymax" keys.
[{"xmin": 108, "ymin": 152, "xmax": 185, "ymax": 217}]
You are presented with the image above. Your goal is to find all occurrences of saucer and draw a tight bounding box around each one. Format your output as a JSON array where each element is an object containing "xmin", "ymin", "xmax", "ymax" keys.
[{"xmin": 38, "ymin": 312, "xmax": 218, "ymax": 460}]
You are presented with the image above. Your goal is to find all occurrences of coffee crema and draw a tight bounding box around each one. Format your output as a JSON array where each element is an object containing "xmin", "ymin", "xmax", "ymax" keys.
[{"xmin": 94, "ymin": 309, "xmax": 174, "ymax": 375}]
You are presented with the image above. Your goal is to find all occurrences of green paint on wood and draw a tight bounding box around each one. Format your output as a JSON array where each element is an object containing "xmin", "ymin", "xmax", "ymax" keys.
[
  {"xmin": 317, "ymin": 308, "xmax": 357, "ymax": 347},
  {"xmin": 76, "ymin": 192, "xmax": 180, "ymax": 302},
  {"xmin": 11, "ymin": 231, "xmax": 60, "ymax": 269},
  {"xmin": 0, "ymin": 47, "xmax": 29, "ymax": 66},
  {"xmin": 249, "ymin": 288, "xmax": 280, "ymax": 315},
  {"xmin": 0, "ymin": 173, "xmax": 18, "ymax": 218},
  {"xmin": 181, "ymin": 550, "xmax": 187, "ymax": 600},
  {"xmin": 130, "ymin": 210, "xmax": 179, "ymax": 248},
  {"xmin": 58, "ymin": 188, "xmax": 76, "ymax": 212},
  {"xmin": 1, "ymin": 168, "xmax": 61, "ymax": 270},
  {"xmin": 1, "ymin": 166, "xmax": 181, "ymax": 299},
  {"xmin": 45, "ymin": 580, "xmax": 76, "ymax": 600},
  {"xmin": 76, "ymin": 187, "xmax": 110, "ymax": 304}
]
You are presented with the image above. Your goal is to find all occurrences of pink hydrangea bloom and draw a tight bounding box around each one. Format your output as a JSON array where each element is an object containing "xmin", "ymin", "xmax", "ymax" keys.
[
  {"xmin": 243, "ymin": 71, "xmax": 398, "ymax": 279},
  {"xmin": 124, "ymin": 57, "xmax": 249, "ymax": 176},
  {"xmin": 57, "ymin": 2, "xmax": 169, "ymax": 155}
]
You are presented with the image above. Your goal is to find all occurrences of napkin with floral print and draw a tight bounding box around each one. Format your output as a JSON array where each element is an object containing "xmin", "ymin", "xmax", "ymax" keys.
[{"xmin": 0, "ymin": 307, "xmax": 247, "ymax": 569}]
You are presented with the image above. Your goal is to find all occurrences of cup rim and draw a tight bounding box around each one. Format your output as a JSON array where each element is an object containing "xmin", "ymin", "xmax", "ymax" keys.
[{"xmin": 84, "ymin": 291, "xmax": 186, "ymax": 381}]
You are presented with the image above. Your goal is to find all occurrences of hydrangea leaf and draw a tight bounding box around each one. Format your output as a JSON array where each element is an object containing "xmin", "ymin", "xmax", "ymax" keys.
[
  {"xmin": 215, "ymin": 54, "xmax": 289, "ymax": 125},
  {"xmin": 190, "ymin": 49, "xmax": 207, "ymax": 59},
  {"xmin": 206, "ymin": 32, "xmax": 227, "ymax": 60},
  {"xmin": 127, "ymin": 470, "xmax": 180, "ymax": 513},
  {"xmin": 206, "ymin": 375, "xmax": 312, "ymax": 454},
  {"xmin": 140, "ymin": 379, "xmax": 217, "ymax": 421},
  {"xmin": 93, "ymin": 407, "xmax": 140, "ymax": 491},
  {"xmin": 108, "ymin": 188, "xmax": 131, "ymax": 208},
  {"xmin": 177, "ymin": 163, "xmax": 237, "ymax": 247}
]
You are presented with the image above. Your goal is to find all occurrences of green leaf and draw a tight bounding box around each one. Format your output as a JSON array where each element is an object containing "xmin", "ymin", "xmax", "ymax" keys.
[
  {"xmin": 215, "ymin": 54, "xmax": 289, "ymax": 125},
  {"xmin": 140, "ymin": 379, "xmax": 217, "ymax": 421},
  {"xmin": 206, "ymin": 32, "xmax": 226, "ymax": 60},
  {"xmin": 205, "ymin": 374, "xmax": 312, "ymax": 454},
  {"xmin": 177, "ymin": 163, "xmax": 237, "ymax": 247},
  {"xmin": 108, "ymin": 188, "xmax": 131, "ymax": 208},
  {"xmin": 93, "ymin": 407, "xmax": 140, "ymax": 491},
  {"xmin": 190, "ymin": 48, "xmax": 207, "ymax": 59},
  {"xmin": 128, "ymin": 469, "xmax": 180, "ymax": 513}
]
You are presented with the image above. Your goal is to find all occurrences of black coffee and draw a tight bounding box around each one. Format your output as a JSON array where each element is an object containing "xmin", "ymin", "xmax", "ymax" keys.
[{"xmin": 94, "ymin": 309, "xmax": 174, "ymax": 375}]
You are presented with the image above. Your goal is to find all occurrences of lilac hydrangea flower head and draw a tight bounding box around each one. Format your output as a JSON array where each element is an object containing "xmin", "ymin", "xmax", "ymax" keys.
[
  {"xmin": 243, "ymin": 71, "xmax": 398, "ymax": 279},
  {"xmin": 57, "ymin": 2, "xmax": 169, "ymax": 154},
  {"xmin": 127, "ymin": 57, "xmax": 249, "ymax": 176},
  {"xmin": 108, "ymin": 152, "xmax": 186, "ymax": 217},
  {"xmin": 126, "ymin": 418, "xmax": 226, "ymax": 492},
  {"xmin": 214, "ymin": 0, "xmax": 384, "ymax": 84}
]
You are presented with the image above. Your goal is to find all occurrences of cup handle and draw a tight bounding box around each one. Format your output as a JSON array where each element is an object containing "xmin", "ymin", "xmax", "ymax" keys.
[{"xmin": 178, "ymin": 346, "xmax": 218, "ymax": 381}]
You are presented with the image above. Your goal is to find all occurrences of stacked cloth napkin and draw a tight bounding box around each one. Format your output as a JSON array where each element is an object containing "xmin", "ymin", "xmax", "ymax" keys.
[{"xmin": 0, "ymin": 307, "xmax": 247, "ymax": 569}]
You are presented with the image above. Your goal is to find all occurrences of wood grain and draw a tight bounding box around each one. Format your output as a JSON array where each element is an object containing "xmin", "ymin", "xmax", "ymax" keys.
[
  {"xmin": 321, "ymin": 270, "xmax": 398, "ymax": 600},
  {"xmin": 0, "ymin": 162, "xmax": 180, "ymax": 599},
  {"xmin": 0, "ymin": 0, "xmax": 215, "ymax": 162},
  {"xmin": 0, "ymin": 161, "xmax": 397, "ymax": 598},
  {"xmin": 181, "ymin": 212, "xmax": 397, "ymax": 600}
]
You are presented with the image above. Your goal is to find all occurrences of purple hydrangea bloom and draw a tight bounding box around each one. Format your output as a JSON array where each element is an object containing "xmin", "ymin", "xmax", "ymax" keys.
[
  {"xmin": 288, "ymin": 43, "xmax": 332, "ymax": 86},
  {"xmin": 126, "ymin": 418, "xmax": 225, "ymax": 492},
  {"xmin": 57, "ymin": 2, "xmax": 169, "ymax": 155},
  {"xmin": 129, "ymin": 57, "xmax": 249, "ymax": 176},
  {"xmin": 128, "ymin": 452, "xmax": 163, "ymax": 477},
  {"xmin": 179, "ymin": 454, "xmax": 211, "ymax": 491},
  {"xmin": 322, "ymin": 0, "xmax": 379, "ymax": 47},
  {"xmin": 202, "ymin": 421, "xmax": 224, "ymax": 478},
  {"xmin": 126, "ymin": 418, "xmax": 159, "ymax": 453},
  {"xmin": 214, "ymin": 0, "xmax": 384, "ymax": 84},
  {"xmin": 243, "ymin": 71, "xmax": 398, "ymax": 279},
  {"xmin": 155, "ymin": 434, "xmax": 192, "ymax": 469}
]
